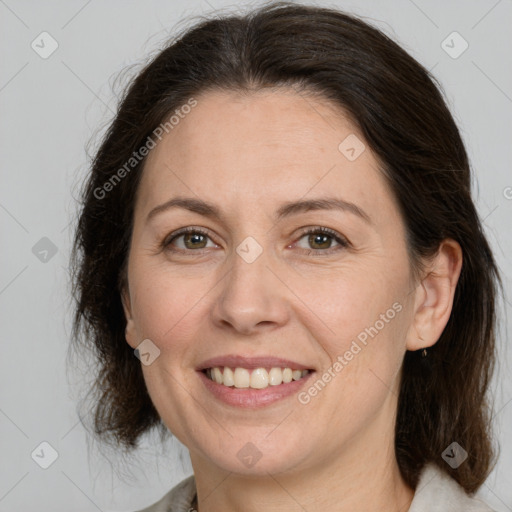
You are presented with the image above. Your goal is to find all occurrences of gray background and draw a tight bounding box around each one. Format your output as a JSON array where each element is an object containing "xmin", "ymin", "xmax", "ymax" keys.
[{"xmin": 0, "ymin": 0, "xmax": 511, "ymax": 510}]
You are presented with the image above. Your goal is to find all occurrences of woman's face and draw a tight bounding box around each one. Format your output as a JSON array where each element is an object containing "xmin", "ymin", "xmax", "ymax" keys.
[{"xmin": 123, "ymin": 88, "xmax": 418, "ymax": 477}]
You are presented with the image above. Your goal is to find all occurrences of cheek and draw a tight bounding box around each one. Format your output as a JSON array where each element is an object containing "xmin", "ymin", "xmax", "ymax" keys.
[
  {"xmin": 293, "ymin": 267, "xmax": 409, "ymax": 406},
  {"xmin": 129, "ymin": 261, "xmax": 208, "ymax": 345},
  {"xmin": 294, "ymin": 265, "xmax": 407, "ymax": 348}
]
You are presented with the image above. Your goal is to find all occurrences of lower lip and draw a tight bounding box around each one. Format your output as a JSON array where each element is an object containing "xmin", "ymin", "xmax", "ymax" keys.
[{"xmin": 198, "ymin": 371, "xmax": 314, "ymax": 408}]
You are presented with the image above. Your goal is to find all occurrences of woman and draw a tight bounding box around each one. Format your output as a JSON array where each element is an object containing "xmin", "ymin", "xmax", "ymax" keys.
[{"xmin": 71, "ymin": 2, "xmax": 502, "ymax": 511}]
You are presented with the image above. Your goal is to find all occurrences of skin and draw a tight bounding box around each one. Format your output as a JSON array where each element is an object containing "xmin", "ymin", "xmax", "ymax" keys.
[{"xmin": 122, "ymin": 88, "xmax": 462, "ymax": 512}]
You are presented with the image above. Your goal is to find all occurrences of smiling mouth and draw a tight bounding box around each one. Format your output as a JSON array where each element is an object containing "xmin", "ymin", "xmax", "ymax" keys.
[{"xmin": 204, "ymin": 366, "xmax": 311, "ymax": 389}]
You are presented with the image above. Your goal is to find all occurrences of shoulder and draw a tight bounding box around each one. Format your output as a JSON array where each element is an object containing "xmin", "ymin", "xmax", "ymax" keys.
[
  {"xmin": 409, "ymin": 463, "xmax": 496, "ymax": 512},
  {"xmin": 132, "ymin": 475, "xmax": 196, "ymax": 512}
]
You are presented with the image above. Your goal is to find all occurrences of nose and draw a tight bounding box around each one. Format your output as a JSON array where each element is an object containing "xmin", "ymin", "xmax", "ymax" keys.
[{"xmin": 211, "ymin": 246, "xmax": 290, "ymax": 336}]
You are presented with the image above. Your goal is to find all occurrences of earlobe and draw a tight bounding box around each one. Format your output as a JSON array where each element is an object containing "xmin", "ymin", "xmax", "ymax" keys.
[{"xmin": 406, "ymin": 239, "xmax": 463, "ymax": 351}]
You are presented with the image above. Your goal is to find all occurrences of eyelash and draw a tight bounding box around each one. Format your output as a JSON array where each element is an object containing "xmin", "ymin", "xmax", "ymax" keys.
[{"xmin": 162, "ymin": 226, "xmax": 350, "ymax": 257}]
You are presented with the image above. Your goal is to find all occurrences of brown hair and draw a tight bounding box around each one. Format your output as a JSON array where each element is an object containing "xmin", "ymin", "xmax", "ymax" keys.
[{"xmin": 70, "ymin": 1, "xmax": 501, "ymax": 493}]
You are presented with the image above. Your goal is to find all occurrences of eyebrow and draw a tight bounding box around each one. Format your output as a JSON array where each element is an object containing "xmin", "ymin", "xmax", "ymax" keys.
[{"xmin": 146, "ymin": 196, "xmax": 372, "ymax": 225}]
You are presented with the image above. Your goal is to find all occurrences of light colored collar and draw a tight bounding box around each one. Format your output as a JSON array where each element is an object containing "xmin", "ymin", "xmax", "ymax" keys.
[{"xmin": 408, "ymin": 463, "xmax": 495, "ymax": 512}]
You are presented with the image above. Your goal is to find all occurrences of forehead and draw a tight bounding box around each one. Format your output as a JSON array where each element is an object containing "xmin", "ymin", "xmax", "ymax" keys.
[{"xmin": 136, "ymin": 88, "xmax": 392, "ymax": 220}]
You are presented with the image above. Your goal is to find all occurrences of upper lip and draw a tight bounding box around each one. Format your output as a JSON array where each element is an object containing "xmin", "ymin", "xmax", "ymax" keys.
[{"xmin": 197, "ymin": 355, "xmax": 314, "ymax": 371}]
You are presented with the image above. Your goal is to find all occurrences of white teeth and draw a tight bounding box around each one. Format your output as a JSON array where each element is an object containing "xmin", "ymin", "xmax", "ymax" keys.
[
  {"xmin": 205, "ymin": 366, "xmax": 310, "ymax": 389},
  {"xmin": 213, "ymin": 367, "xmax": 223, "ymax": 384},
  {"xmin": 223, "ymin": 367, "xmax": 234, "ymax": 387},
  {"xmin": 250, "ymin": 368, "xmax": 269, "ymax": 389},
  {"xmin": 268, "ymin": 367, "xmax": 283, "ymax": 386},
  {"xmin": 233, "ymin": 367, "xmax": 250, "ymax": 388}
]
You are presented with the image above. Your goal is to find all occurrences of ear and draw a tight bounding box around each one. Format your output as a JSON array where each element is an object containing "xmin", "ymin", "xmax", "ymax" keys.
[
  {"xmin": 121, "ymin": 284, "xmax": 138, "ymax": 349},
  {"xmin": 406, "ymin": 239, "xmax": 463, "ymax": 351}
]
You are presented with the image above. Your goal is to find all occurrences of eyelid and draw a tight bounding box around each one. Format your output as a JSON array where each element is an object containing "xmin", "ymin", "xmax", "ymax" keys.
[
  {"xmin": 162, "ymin": 226, "xmax": 217, "ymax": 249},
  {"xmin": 292, "ymin": 226, "xmax": 351, "ymax": 255},
  {"xmin": 162, "ymin": 225, "xmax": 350, "ymax": 255}
]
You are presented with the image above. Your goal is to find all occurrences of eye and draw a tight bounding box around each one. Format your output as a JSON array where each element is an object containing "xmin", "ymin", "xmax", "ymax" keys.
[
  {"xmin": 293, "ymin": 227, "xmax": 350, "ymax": 255},
  {"xmin": 163, "ymin": 227, "xmax": 218, "ymax": 252},
  {"xmin": 162, "ymin": 226, "xmax": 350, "ymax": 256}
]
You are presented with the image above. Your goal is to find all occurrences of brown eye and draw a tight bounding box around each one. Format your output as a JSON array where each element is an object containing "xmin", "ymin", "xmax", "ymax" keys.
[
  {"xmin": 164, "ymin": 228, "xmax": 217, "ymax": 252},
  {"xmin": 307, "ymin": 232, "xmax": 334, "ymax": 250},
  {"xmin": 294, "ymin": 227, "xmax": 349, "ymax": 255},
  {"xmin": 181, "ymin": 232, "xmax": 208, "ymax": 249}
]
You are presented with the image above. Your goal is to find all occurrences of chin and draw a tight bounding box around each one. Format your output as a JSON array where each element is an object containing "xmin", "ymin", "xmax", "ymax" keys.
[{"xmin": 189, "ymin": 427, "xmax": 316, "ymax": 477}]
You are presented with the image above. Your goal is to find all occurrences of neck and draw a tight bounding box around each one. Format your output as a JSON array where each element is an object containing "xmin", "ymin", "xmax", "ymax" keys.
[{"xmin": 190, "ymin": 421, "xmax": 414, "ymax": 512}]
